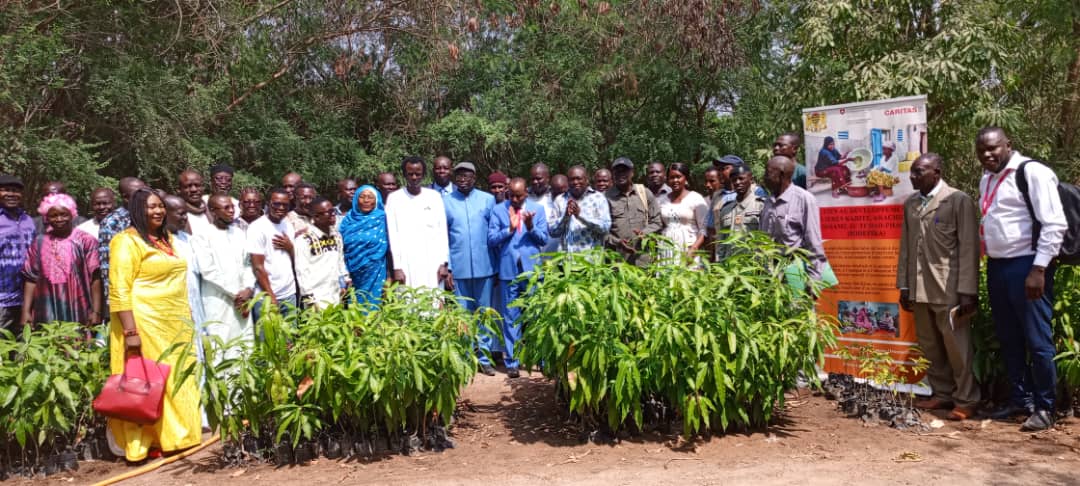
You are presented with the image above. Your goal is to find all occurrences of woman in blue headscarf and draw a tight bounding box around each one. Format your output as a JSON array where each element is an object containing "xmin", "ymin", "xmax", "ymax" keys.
[
  {"xmin": 814, "ymin": 136, "xmax": 851, "ymax": 197},
  {"xmin": 340, "ymin": 185, "xmax": 388, "ymax": 309}
]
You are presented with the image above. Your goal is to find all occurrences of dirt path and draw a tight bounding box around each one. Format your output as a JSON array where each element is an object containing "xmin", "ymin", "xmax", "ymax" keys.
[{"xmin": 29, "ymin": 373, "xmax": 1080, "ymax": 485}]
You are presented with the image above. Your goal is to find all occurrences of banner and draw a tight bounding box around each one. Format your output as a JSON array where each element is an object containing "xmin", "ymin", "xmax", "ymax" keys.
[{"xmin": 801, "ymin": 95, "xmax": 928, "ymax": 382}]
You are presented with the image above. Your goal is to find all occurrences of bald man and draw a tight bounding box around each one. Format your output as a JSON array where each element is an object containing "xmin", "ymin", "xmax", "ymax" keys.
[
  {"xmin": 488, "ymin": 178, "xmax": 549, "ymax": 377},
  {"xmin": 178, "ymin": 169, "xmax": 214, "ymax": 235},
  {"xmin": 760, "ymin": 155, "xmax": 827, "ymax": 282}
]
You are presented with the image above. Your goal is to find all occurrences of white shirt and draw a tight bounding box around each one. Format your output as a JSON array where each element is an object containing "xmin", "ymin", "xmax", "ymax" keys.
[
  {"xmin": 245, "ymin": 215, "xmax": 297, "ymax": 299},
  {"xmin": 528, "ymin": 191, "xmax": 560, "ymax": 254},
  {"xmin": 980, "ymin": 152, "xmax": 1067, "ymax": 267},
  {"xmin": 187, "ymin": 210, "xmax": 216, "ymax": 236},
  {"xmin": 385, "ymin": 187, "xmax": 449, "ymax": 289},
  {"xmin": 76, "ymin": 218, "xmax": 101, "ymax": 239}
]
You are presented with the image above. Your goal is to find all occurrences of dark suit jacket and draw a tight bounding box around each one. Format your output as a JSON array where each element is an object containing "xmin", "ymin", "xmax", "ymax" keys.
[
  {"xmin": 896, "ymin": 182, "xmax": 979, "ymax": 306},
  {"xmin": 488, "ymin": 200, "xmax": 549, "ymax": 281}
]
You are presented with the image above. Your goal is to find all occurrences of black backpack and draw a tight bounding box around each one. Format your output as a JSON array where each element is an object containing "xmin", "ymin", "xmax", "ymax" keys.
[{"xmin": 1015, "ymin": 160, "xmax": 1080, "ymax": 265}]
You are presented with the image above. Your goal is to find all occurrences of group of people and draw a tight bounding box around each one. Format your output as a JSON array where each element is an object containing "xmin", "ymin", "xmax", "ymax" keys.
[{"xmin": 0, "ymin": 124, "xmax": 1064, "ymax": 459}]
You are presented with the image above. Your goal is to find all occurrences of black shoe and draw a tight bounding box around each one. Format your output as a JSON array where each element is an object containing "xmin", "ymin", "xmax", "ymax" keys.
[
  {"xmin": 986, "ymin": 404, "xmax": 1034, "ymax": 420},
  {"xmin": 506, "ymin": 368, "xmax": 520, "ymax": 379},
  {"xmin": 480, "ymin": 364, "xmax": 496, "ymax": 376},
  {"xmin": 1020, "ymin": 410, "xmax": 1055, "ymax": 431}
]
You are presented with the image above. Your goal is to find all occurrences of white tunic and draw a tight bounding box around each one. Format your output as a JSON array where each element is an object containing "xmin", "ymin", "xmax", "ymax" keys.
[
  {"xmin": 385, "ymin": 187, "xmax": 449, "ymax": 290},
  {"xmin": 191, "ymin": 224, "xmax": 255, "ymax": 360},
  {"xmin": 658, "ymin": 191, "xmax": 708, "ymax": 266}
]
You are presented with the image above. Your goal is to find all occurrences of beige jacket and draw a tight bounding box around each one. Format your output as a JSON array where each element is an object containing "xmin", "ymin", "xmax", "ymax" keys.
[{"xmin": 896, "ymin": 182, "xmax": 980, "ymax": 306}]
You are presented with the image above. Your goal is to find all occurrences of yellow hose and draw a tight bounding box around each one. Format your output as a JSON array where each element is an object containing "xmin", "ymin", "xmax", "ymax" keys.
[{"xmin": 91, "ymin": 434, "xmax": 220, "ymax": 486}]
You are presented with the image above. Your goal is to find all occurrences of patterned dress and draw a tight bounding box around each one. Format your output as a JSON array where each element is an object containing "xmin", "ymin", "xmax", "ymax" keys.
[{"xmin": 21, "ymin": 229, "xmax": 100, "ymax": 325}]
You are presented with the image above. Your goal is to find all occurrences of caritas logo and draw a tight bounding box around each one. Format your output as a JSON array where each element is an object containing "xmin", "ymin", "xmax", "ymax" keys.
[{"xmin": 884, "ymin": 106, "xmax": 920, "ymax": 116}]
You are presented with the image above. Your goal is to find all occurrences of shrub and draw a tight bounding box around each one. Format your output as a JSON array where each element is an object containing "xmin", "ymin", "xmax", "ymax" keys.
[
  {"xmin": 515, "ymin": 233, "xmax": 837, "ymax": 435},
  {"xmin": 189, "ymin": 285, "xmax": 491, "ymax": 457},
  {"xmin": 0, "ymin": 323, "xmax": 109, "ymax": 473}
]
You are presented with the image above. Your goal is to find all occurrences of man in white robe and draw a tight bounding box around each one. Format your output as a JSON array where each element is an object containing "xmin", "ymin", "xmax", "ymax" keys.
[
  {"xmin": 192, "ymin": 194, "xmax": 255, "ymax": 361},
  {"xmin": 386, "ymin": 156, "xmax": 451, "ymax": 290}
]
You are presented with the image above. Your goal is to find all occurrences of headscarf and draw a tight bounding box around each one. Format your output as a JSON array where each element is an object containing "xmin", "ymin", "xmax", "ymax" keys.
[
  {"xmin": 38, "ymin": 193, "xmax": 78, "ymax": 221},
  {"xmin": 820, "ymin": 136, "xmax": 841, "ymax": 160},
  {"xmin": 339, "ymin": 185, "xmax": 388, "ymax": 306}
]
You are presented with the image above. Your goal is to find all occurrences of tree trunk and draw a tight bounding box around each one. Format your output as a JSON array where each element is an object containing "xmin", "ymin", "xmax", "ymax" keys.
[{"xmin": 1058, "ymin": 19, "xmax": 1080, "ymax": 158}]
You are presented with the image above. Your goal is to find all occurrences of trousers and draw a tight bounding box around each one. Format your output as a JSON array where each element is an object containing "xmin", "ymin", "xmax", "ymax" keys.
[
  {"xmin": 454, "ymin": 276, "xmax": 496, "ymax": 366},
  {"xmin": 987, "ymin": 255, "xmax": 1057, "ymax": 411},
  {"xmin": 913, "ymin": 303, "xmax": 980, "ymax": 407}
]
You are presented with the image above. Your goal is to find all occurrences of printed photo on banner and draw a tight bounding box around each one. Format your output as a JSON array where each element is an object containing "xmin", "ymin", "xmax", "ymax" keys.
[
  {"xmin": 837, "ymin": 300, "xmax": 901, "ymax": 337},
  {"xmin": 802, "ymin": 102, "xmax": 927, "ymax": 209}
]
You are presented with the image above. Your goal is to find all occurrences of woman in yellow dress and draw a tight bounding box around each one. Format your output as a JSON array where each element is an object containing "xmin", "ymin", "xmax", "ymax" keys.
[{"xmin": 107, "ymin": 188, "xmax": 202, "ymax": 461}]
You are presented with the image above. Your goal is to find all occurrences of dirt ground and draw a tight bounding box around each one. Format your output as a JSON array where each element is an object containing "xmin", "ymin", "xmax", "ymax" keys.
[{"xmin": 22, "ymin": 373, "xmax": 1080, "ymax": 485}]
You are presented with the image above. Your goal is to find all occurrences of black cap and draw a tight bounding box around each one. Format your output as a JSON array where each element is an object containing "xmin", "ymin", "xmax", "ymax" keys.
[
  {"xmin": 612, "ymin": 157, "xmax": 634, "ymax": 169},
  {"xmin": 0, "ymin": 174, "xmax": 24, "ymax": 189}
]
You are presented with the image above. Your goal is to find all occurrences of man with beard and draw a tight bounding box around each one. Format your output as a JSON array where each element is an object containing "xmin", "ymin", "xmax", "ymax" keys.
[
  {"xmin": 430, "ymin": 156, "xmax": 455, "ymax": 196},
  {"xmin": 0, "ymin": 174, "xmax": 34, "ymax": 333},
  {"xmin": 385, "ymin": 156, "xmax": 450, "ymax": 290},
  {"xmin": 294, "ymin": 197, "xmax": 349, "ymax": 309},
  {"xmin": 247, "ymin": 188, "xmax": 297, "ymax": 322},
  {"xmin": 488, "ymin": 178, "xmax": 549, "ymax": 378},
  {"xmin": 193, "ymin": 193, "xmax": 255, "ymax": 360},
  {"xmin": 604, "ymin": 157, "xmax": 662, "ymax": 266},
  {"xmin": 644, "ymin": 162, "xmax": 671, "ymax": 197},
  {"xmin": 178, "ymin": 170, "xmax": 214, "ymax": 235},
  {"xmin": 335, "ymin": 178, "xmax": 358, "ymax": 216},
  {"xmin": 443, "ymin": 162, "xmax": 497, "ymax": 375},
  {"xmin": 76, "ymin": 188, "xmax": 117, "ymax": 239},
  {"xmin": 592, "ymin": 168, "xmax": 612, "ymax": 192},
  {"xmin": 375, "ymin": 172, "xmax": 399, "ymax": 201},
  {"xmin": 488, "ymin": 172, "xmax": 508, "ymax": 203},
  {"xmin": 551, "ymin": 166, "xmax": 611, "ymax": 254}
]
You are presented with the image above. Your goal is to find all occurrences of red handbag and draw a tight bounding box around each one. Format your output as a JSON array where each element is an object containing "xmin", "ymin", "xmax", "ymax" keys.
[{"xmin": 93, "ymin": 355, "xmax": 172, "ymax": 425}]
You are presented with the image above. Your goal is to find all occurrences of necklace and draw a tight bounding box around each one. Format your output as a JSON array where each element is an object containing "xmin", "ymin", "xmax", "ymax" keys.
[{"xmin": 149, "ymin": 235, "xmax": 175, "ymax": 256}]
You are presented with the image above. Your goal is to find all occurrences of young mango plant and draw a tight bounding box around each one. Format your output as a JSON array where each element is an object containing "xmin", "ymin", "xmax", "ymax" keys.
[
  {"xmin": 0, "ymin": 322, "xmax": 109, "ymax": 473},
  {"xmin": 195, "ymin": 285, "xmax": 484, "ymax": 458},
  {"xmin": 516, "ymin": 232, "xmax": 837, "ymax": 436}
]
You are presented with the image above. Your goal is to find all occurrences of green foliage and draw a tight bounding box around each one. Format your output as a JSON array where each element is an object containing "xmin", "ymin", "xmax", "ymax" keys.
[
  {"xmin": 516, "ymin": 233, "xmax": 837, "ymax": 435},
  {"xmin": 0, "ymin": 323, "xmax": 108, "ymax": 457},
  {"xmin": 192, "ymin": 287, "xmax": 486, "ymax": 447}
]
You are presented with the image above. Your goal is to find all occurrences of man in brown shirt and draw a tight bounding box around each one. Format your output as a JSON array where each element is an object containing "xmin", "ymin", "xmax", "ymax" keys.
[
  {"xmin": 897, "ymin": 153, "xmax": 981, "ymax": 420},
  {"xmin": 604, "ymin": 157, "xmax": 663, "ymax": 266}
]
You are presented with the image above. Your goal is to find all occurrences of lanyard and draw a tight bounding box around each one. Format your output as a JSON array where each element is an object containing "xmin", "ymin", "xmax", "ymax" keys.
[{"xmin": 980, "ymin": 169, "xmax": 1013, "ymax": 217}]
